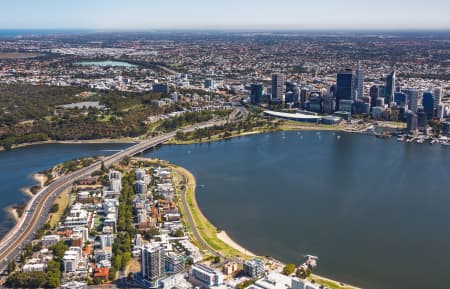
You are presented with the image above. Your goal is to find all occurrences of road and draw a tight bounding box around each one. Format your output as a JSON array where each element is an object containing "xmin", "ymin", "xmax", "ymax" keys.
[
  {"xmin": 0, "ymin": 106, "xmax": 248, "ymax": 273},
  {"xmin": 176, "ymin": 166, "xmax": 224, "ymax": 258}
]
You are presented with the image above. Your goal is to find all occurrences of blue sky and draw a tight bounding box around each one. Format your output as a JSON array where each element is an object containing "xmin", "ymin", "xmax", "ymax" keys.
[{"xmin": 1, "ymin": 0, "xmax": 449, "ymax": 30}]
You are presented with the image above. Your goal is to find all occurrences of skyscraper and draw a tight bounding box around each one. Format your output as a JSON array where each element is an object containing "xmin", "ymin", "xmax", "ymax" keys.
[
  {"xmin": 434, "ymin": 87, "xmax": 442, "ymax": 116},
  {"xmin": 250, "ymin": 83, "xmax": 264, "ymax": 105},
  {"xmin": 406, "ymin": 89, "xmax": 419, "ymax": 113},
  {"xmin": 385, "ymin": 71, "xmax": 396, "ymax": 104},
  {"xmin": 141, "ymin": 244, "xmax": 165, "ymax": 284},
  {"xmin": 356, "ymin": 63, "xmax": 364, "ymax": 99},
  {"xmin": 336, "ymin": 69, "xmax": 355, "ymax": 109},
  {"xmin": 422, "ymin": 91, "xmax": 434, "ymax": 120},
  {"xmin": 406, "ymin": 111, "xmax": 418, "ymax": 134},
  {"xmin": 271, "ymin": 73, "xmax": 285, "ymax": 101},
  {"xmin": 369, "ymin": 85, "xmax": 379, "ymax": 108}
]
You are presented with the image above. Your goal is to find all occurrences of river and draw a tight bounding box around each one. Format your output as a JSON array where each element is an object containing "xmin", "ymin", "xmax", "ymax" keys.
[
  {"xmin": 0, "ymin": 143, "xmax": 131, "ymax": 238},
  {"xmin": 1, "ymin": 131, "xmax": 450, "ymax": 289}
]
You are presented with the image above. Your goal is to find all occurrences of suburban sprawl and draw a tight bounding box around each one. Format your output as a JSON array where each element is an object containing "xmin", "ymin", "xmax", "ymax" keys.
[
  {"xmin": 2, "ymin": 156, "xmax": 342, "ymax": 289},
  {"xmin": 0, "ymin": 30, "xmax": 449, "ymax": 289}
]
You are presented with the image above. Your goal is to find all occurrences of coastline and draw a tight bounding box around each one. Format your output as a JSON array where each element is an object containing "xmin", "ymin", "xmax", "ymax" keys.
[
  {"xmin": 0, "ymin": 121, "xmax": 347, "ymax": 151},
  {"xmin": 6, "ymin": 173, "xmax": 48, "ymax": 224},
  {"xmin": 169, "ymin": 162, "xmax": 250, "ymax": 258},
  {"xmin": 0, "ymin": 138, "xmax": 139, "ymax": 152},
  {"xmin": 0, "ymin": 147, "xmax": 360, "ymax": 288},
  {"xmin": 167, "ymin": 123, "xmax": 345, "ymax": 145},
  {"xmin": 5, "ymin": 206, "xmax": 19, "ymax": 222},
  {"xmin": 168, "ymin": 160, "xmax": 361, "ymax": 289},
  {"xmin": 216, "ymin": 231, "xmax": 256, "ymax": 257}
]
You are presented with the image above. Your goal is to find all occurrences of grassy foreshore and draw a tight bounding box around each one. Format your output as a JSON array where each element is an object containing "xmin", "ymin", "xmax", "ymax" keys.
[
  {"xmin": 47, "ymin": 189, "xmax": 70, "ymax": 227},
  {"xmin": 160, "ymin": 160, "xmax": 250, "ymax": 258},
  {"xmin": 167, "ymin": 121, "xmax": 345, "ymax": 145},
  {"xmin": 165, "ymin": 160, "xmax": 361, "ymax": 289}
]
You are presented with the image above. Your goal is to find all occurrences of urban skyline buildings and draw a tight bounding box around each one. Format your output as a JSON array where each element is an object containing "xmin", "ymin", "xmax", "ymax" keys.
[
  {"xmin": 335, "ymin": 69, "xmax": 355, "ymax": 110},
  {"xmin": 271, "ymin": 73, "xmax": 285, "ymax": 102},
  {"xmin": 356, "ymin": 63, "xmax": 364, "ymax": 100},
  {"xmin": 385, "ymin": 71, "xmax": 396, "ymax": 104},
  {"xmin": 141, "ymin": 244, "xmax": 165, "ymax": 284}
]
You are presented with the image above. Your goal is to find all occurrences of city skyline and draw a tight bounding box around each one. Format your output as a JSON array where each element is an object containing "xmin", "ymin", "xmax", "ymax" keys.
[{"xmin": 1, "ymin": 0, "xmax": 450, "ymax": 30}]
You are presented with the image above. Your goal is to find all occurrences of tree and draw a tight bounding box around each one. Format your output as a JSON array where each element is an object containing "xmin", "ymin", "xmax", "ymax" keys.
[
  {"xmin": 7, "ymin": 260, "xmax": 15, "ymax": 273},
  {"xmin": 50, "ymin": 203, "xmax": 59, "ymax": 213},
  {"xmin": 94, "ymin": 277, "xmax": 103, "ymax": 285},
  {"xmin": 46, "ymin": 260, "xmax": 61, "ymax": 288},
  {"xmin": 6, "ymin": 271, "xmax": 48, "ymax": 289},
  {"xmin": 121, "ymin": 156, "xmax": 131, "ymax": 166},
  {"xmin": 109, "ymin": 267, "xmax": 117, "ymax": 281},
  {"xmin": 173, "ymin": 229, "xmax": 184, "ymax": 237},
  {"xmin": 296, "ymin": 267, "xmax": 312, "ymax": 279},
  {"xmin": 53, "ymin": 240, "xmax": 68, "ymax": 259},
  {"xmin": 282, "ymin": 263, "xmax": 296, "ymax": 276},
  {"xmin": 121, "ymin": 252, "xmax": 131, "ymax": 270},
  {"xmin": 101, "ymin": 160, "xmax": 106, "ymax": 171}
]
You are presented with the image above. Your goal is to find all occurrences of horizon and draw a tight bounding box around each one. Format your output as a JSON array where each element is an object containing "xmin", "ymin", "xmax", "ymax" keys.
[{"xmin": 1, "ymin": 0, "xmax": 449, "ymax": 31}]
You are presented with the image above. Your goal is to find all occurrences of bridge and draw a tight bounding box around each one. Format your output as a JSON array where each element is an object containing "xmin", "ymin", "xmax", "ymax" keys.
[{"xmin": 0, "ymin": 107, "xmax": 248, "ymax": 272}]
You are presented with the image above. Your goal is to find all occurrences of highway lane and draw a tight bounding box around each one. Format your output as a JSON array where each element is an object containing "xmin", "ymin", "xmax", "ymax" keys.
[{"xmin": 0, "ymin": 107, "xmax": 247, "ymax": 273}]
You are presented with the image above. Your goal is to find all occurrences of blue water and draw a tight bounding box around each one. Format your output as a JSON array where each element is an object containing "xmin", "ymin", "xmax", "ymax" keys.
[
  {"xmin": 76, "ymin": 61, "xmax": 138, "ymax": 67},
  {"xmin": 1, "ymin": 132, "xmax": 450, "ymax": 289},
  {"xmin": 0, "ymin": 29, "xmax": 91, "ymax": 38},
  {"xmin": 0, "ymin": 143, "xmax": 131, "ymax": 237},
  {"xmin": 145, "ymin": 131, "xmax": 450, "ymax": 289}
]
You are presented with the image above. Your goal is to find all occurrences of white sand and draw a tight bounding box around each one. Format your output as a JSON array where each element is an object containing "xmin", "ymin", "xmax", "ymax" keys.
[
  {"xmin": 217, "ymin": 231, "xmax": 256, "ymax": 257},
  {"xmin": 5, "ymin": 206, "xmax": 19, "ymax": 222}
]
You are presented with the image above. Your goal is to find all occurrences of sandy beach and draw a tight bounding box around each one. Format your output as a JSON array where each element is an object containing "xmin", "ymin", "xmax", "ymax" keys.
[
  {"xmin": 32, "ymin": 173, "xmax": 47, "ymax": 188},
  {"xmin": 5, "ymin": 206, "xmax": 19, "ymax": 222},
  {"xmin": 20, "ymin": 187, "xmax": 34, "ymax": 197},
  {"xmin": 217, "ymin": 231, "xmax": 256, "ymax": 257}
]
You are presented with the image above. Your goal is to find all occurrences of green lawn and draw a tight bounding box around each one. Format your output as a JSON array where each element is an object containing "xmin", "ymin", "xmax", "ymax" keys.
[
  {"xmin": 308, "ymin": 275, "xmax": 360, "ymax": 289},
  {"xmin": 170, "ymin": 165, "xmax": 249, "ymax": 258}
]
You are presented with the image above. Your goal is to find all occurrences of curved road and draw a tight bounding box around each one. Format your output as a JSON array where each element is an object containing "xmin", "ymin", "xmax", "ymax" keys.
[
  {"xmin": 0, "ymin": 107, "xmax": 248, "ymax": 272},
  {"xmin": 176, "ymin": 166, "xmax": 224, "ymax": 258}
]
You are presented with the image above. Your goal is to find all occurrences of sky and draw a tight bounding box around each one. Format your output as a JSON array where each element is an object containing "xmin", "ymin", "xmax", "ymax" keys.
[{"xmin": 0, "ymin": 0, "xmax": 449, "ymax": 30}]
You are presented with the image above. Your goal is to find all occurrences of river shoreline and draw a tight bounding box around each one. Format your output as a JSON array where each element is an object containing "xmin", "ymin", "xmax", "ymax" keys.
[
  {"xmin": 0, "ymin": 138, "xmax": 139, "ymax": 152},
  {"xmin": 170, "ymin": 160, "xmax": 360, "ymax": 289},
  {"xmin": 0, "ymin": 121, "xmax": 348, "ymax": 152},
  {"xmin": 6, "ymin": 173, "xmax": 47, "ymax": 223}
]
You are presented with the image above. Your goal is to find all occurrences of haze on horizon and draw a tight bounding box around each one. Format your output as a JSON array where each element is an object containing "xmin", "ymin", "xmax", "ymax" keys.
[{"xmin": 1, "ymin": 0, "xmax": 449, "ymax": 31}]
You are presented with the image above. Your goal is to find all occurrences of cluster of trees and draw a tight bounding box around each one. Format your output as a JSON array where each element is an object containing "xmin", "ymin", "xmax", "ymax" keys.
[
  {"xmin": 0, "ymin": 84, "xmax": 177, "ymax": 149},
  {"xmin": 111, "ymin": 171, "xmax": 136, "ymax": 279},
  {"xmin": 6, "ymin": 271, "xmax": 48, "ymax": 288},
  {"xmin": 159, "ymin": 110, "xmax": 219, "ymax": 132},
  {"xmin": 236, "ymin": 279, "xmax": 255, "ymax": 289},
  {"xmin": 0, "ymin": 84, "xmax": 84, "ymax": 126},
  {"xmin": 50, "ymin": 203, "xmax": 59, "ymax": 213},
  {"xmin": 6, "ymin": 258, "xmax": 61, "ymax": 288},
  {"xmin": 282, "ymin": 263, "xmax": 297, "ymax": 275},
  {"xmin": 175, "ymin": 118, "xmax": 273, "ymax": 141},
  {"xmin": 0, "ymin": 133, "xmax": 49, "ymax": 150},
  {"xmin": 58, "ymin": 157, "xmax": 97, "ymax": 174},
  {"xmin": 281, "ymin": 263, "xmax": 311, "ymax": 279}
]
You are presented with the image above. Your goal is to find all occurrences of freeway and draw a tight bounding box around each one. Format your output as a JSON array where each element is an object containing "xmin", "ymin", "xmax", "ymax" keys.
[{"xmin": 0, "ymin": 107, "xmax": 248, "ymax": 273}]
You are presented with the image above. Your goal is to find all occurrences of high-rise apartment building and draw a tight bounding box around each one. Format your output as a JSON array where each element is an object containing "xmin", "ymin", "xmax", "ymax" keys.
[{"xmin": 271, "ymin": 73, "xmax": 285, "ymax": 101}]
